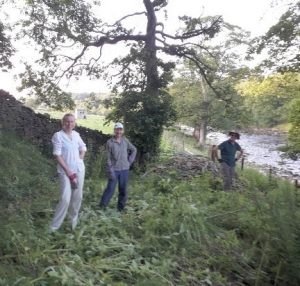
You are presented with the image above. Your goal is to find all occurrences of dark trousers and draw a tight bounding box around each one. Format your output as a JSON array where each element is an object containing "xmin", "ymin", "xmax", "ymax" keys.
[
  {"xmin": 221, "ymin": 161, "xmax": 235, "ymax": 191},
  {"xmin": 99, "ymin": 169, "xmax": 129, "ymax": 211}
]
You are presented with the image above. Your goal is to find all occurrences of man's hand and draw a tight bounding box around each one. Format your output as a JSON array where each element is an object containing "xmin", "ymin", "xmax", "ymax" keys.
[
  {"xmin": 69, "ymin": 174, "xmax": 76, "ymax": 180},
  {"xmin": 79, "ymin": 151, "xmax": 85, "ymax": 160},
  {"xmin": 69, "ymin": 173, "xmax": 78, "ymax": 189},
  {"xmin": 108, "ymin": 166, "xmax": 116, "ymax": 181},
  {"xmin": 128, "ymin": 154, "xmax": 136, "ymax": 165}
]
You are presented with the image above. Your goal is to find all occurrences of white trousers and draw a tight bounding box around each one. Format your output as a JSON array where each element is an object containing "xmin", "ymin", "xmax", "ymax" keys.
[{"xmin": 50, "ymin": 170, "xmax": 85, "ymax": 231}]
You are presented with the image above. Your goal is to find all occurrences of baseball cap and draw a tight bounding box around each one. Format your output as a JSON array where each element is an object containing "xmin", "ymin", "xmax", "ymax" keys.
[{"xmin": 114, "ymin": 122, "xmax": 124, "ymax": 129}]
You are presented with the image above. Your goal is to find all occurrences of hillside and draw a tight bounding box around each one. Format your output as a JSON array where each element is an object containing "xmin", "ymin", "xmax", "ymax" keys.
[{"xmin": 1, "ymin": 129, "xmax": 300, "ymax": 285}]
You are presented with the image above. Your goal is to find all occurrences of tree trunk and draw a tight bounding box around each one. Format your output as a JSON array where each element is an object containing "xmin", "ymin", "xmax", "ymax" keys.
[
  {"xmin": 193, "ymin": 127, "xmax": 200, "ymax": 141},
  {"xmin": 139, "ymin": 0, "xmax": 162, "ymax": 161},
  {"xmin": 197, "ymin": 119, "xmax": 207, "ymax": 146},
  {"xmin": 198, "ymin": 74, "xmax": 209, "ymax": 146},
  {"xmin": 144, "ymin": 0, "xmax": 159, "ymax": 96}
]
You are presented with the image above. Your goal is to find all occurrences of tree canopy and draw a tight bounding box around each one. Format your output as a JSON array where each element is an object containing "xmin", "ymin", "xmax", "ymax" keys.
[
  {"xmin": 7, "ymin": 0, "xmax": 229, "ymax": 159},
  {"xmin": 236, "ymin": 72, "xmax": 300, "ymax": 127},
  {"xmin": 250, "ymin": 1, "xmax": 300, "ymax": 72},
  {"xmin": 0, "ymin": 20, "xmax": 14, "ymax": 71},
  {"xmin": 170, "ymin": 25, "xmax": 251, "ymax": 145}
]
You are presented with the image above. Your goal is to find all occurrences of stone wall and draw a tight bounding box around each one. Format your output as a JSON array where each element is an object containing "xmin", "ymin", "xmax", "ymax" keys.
[{"xmin": 0, "ymin": 89, "xmax": 110, "ymax": 156}]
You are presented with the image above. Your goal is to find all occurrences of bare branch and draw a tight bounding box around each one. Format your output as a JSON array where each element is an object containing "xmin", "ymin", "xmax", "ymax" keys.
[
  {"xmin": 112, "ymin": 61, "xmax": 132, "ymax": 77},
  {"xmin": 155, "ymin": 16, "xmax": 223, "ymax": 41},
  {"xmin": 155, "ymin": 29, "xmax": 203, "ymax": 40},
  {"xmin": 58, "ymin": 34, "xmax": 146, "ymax": 80},
  {"xmin": 56, "ymin": 42, "xmax": 77, "ymax": 49},
  {"xmin": 157, "ymin": 39, "xmax": 216, "ymax": 70},
  {"xmin": 58, "ymin": 45, "xmax": 89, "ymax": 80},
  {"xmin": 88, "ymin": 34, "xmax": 146, "ymax": 47},
  {"xmin": 110, "ymin": 11, "xmax": 146, "ymax": 26},
  {"xmin": 152, "ymin": 0, "xmax": 167, "ymax": 8},
  {"xmin": 87, "ymin": 47, "xmax": 103, "ymax": 75},
  {"xmin": 50, "ymin": 54, "xmax": 74, "ymax": 61},
  {"xmin": 182, "ymin": 54, "xmax": 230, "ymax": 102},
  {"xmin": 156, "ymin": 22, "xmax": 164, "ymax": 31},
  {"xmin": 157, "ymin": 44, "xmax": 229, "ymax": 101},
  {"xmin": 155, "ymin": 36, "xmax": 212, "ymax": 54}
]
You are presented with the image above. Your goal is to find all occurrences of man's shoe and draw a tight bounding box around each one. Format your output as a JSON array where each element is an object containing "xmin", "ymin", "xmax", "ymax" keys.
[{"xmin": 99, "ymin": 204, "xmax": 107, "ymax": 210}]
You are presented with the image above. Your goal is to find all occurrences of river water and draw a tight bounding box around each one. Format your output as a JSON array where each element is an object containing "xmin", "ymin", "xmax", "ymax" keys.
[{"xmin": 206, "ymin": 131, "xmax": 300, "ymax": 181}]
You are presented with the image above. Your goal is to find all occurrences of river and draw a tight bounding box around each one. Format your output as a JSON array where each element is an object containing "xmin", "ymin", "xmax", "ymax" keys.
[{"xmin": 206, "ymin": 131, "xmax": 300, "ymax": 182}]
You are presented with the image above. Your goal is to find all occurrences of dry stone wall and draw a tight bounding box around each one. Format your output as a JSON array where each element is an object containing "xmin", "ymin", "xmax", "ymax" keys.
[{"xmin": 0, "ymin": 89, "xmax": 110, "ymax": 156}]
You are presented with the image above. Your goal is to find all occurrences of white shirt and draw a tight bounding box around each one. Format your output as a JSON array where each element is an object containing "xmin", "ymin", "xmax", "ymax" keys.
[{"xmin": 52, "ymin": 130, "xmax": 87, "ymax": 174}]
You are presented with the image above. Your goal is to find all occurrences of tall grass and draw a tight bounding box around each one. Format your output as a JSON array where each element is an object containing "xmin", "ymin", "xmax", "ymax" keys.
[
  {"xmin": 162, "ymin": 129, "xmax": 208, "ymax": 156},
  {"xmin": 1, "ymin": 130, "xmax": 300, "ymax": 285}
]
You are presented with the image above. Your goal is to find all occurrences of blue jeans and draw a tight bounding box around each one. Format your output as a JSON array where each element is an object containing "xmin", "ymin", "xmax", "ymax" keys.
[{"xmin": 99, "ymin": 169, "xmax": 129, "ymax": 211}]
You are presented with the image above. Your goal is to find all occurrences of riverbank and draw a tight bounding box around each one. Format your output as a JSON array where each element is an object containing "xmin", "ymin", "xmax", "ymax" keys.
[
  {"xmin": 241, "ymin": 127, "xmax": 289, "ymax": 136},
  {"xmin": 206, "ymin": 130, "xmax": 300, "ymax": 182},
  {"xmin": 164, "ymin": 128, "xmax": 300, "ymax": 183}
]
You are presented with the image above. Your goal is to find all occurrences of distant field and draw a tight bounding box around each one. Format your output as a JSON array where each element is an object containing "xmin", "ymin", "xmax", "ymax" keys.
[
  {"xmin": 275, "ymin": 123, "xmax": 291, "ymax": 131},
  {"xmin": 42, "ymin": 111, "xmax": 114, "ymax": 134}
]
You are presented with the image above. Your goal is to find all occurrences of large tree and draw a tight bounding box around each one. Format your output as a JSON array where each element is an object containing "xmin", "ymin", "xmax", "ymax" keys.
[
  {"xmin": 9, "ymin": 0, "xmax": 224, "ymax": 160},
  {"xmin": 170, "ymin": 25, "xmax": 251, "ymax": 146}
]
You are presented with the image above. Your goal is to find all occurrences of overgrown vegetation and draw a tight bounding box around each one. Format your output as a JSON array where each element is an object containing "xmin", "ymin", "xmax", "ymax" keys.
[{"xmin": 1, "ymin": 130, "xmax": 300, "ymax": 285}]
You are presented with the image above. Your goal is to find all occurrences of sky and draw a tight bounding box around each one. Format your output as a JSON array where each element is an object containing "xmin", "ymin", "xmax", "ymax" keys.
[{"xmin": 0, "ymin": 0, "xmax": 285, "ymax": 98}]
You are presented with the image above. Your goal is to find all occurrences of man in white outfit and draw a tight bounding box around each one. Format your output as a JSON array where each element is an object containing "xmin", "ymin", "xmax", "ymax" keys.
[{"xmin": 50, "ymin": 113, "xmax": 87, "ymax": 231}]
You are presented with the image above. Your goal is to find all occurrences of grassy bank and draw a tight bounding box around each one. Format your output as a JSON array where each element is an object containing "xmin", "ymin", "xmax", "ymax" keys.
[
  {"xmin": 275, "ymin": 123, "xmax": 291, "ymax": 131},
  {"xmin": 162, "ymin": 129, "xmax": 207, "ymax": 156},
  {"xmin": 1, "ymin": 130, "xmax": 300, "ymax": 285}
]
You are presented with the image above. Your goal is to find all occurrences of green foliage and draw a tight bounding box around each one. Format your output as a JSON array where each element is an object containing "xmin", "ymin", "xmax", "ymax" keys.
[
  {"xmin": 84, "ymin": 145, "xmax": 107, "ymax": 180},
  {"xmin": 10, "ymin": 0, "xmax": 225, "ymax": 157},
  {"xmin": 251, "ymin": 1, "xmax": 300, "ymax": 73},
  {"xmin": 162, "ymin": 128, "xmax": 207, "ymax": 156},
  {"xmin": 170, "ymin": 26, "xmax": 252, "ymax": 137},
  {"xmin": 0, "ymin": 20, "xmax": 15, "ymax": 71},
  {"xmin": 23, "ymin": 97, "xmax": 40, "ymax": 109},
  {"xmin": 105, "ymin": 90, "xmax": 177, "ymax": 156},
  {"xmin": 286, "ymin": 98, "xmax": 300, "ymax": 158},
  {"xmin": 237, "ymin": 73, "xmax": 300, "ymax": 127},
  {"xmin": 82, "ymin": 92, "xmax": 112, "ymax": 116},
  {"xmin": 1, "ymin": 120, "xmax": 300, "ymax": 285},
  {"xmin": 18, "ymin": 65, "xmax": 75, "ymax": 111},
  {"xmin": 171, "ymin": 72, "xmax": 250, "ymax": 131},
  {"xmin": 275, "ymin": 122, "xmax": 292, "ymax": 131}
]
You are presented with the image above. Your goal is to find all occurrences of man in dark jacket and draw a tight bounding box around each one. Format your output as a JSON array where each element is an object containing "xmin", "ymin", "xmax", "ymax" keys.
[
  {"xmin": 213, "ymin": 131, "xmax": 243, "ymax": 191},
  {"xmin": 99, "ymin": 122, "xmax": 137, "ymax": 211}
]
